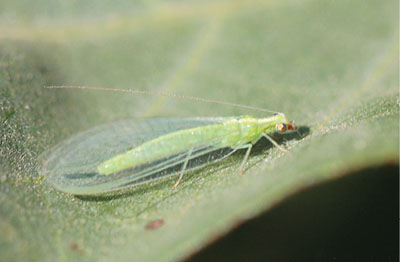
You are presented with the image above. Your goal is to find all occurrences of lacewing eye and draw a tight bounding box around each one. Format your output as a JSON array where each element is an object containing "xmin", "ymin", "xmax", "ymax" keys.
[{"xmin": 276, "ymin": 123, "xmax": 287, "ymax": 132}]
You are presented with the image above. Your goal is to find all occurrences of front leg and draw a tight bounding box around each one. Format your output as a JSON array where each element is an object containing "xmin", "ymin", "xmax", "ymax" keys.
[{"xmin": 262, "ymin": 133, "xmax": 289, "ymax": 152}]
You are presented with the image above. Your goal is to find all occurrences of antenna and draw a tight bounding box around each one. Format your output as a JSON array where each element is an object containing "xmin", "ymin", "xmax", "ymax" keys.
[{"xmin": 45, "ymin": 85, "xmax": 281, "ymax": 114}]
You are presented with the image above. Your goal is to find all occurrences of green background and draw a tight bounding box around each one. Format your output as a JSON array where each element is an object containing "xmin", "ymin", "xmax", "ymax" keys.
[{"xmin": 0, "ymin": 0, "xmax": 398, "ymax": 261}]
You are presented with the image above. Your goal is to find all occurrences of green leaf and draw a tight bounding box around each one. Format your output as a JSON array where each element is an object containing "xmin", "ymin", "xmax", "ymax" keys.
[{"xmin": 1, "ymin": 0, "xmax": 398, "ymax": 261}]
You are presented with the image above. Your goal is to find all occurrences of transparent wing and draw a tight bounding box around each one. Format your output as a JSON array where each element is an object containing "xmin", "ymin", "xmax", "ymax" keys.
[{"xmin": 40, "ymin": 117, "xmax": 241, "ymax": 195}]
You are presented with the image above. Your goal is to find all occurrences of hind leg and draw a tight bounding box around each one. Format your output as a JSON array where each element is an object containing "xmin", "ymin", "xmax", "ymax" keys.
[
  {"xmin": 172, "ymin": 147, "xmax": 194, "ymax": 188},
  {"xmin": 234, "ymin": 143, "xmax": 253, "ymax": 176}
]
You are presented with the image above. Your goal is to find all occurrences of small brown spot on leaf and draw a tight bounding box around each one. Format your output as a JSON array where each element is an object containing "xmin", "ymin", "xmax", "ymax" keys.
[
  {"xmin": 145, "ymin": 219, "xmax": 165, "ymax": 230},
  {"xmin": 69, "ymin": 243, "xmax": 83, "ymax": 253},
  {"xmin": 69, "ymin": 243, "xmax": 78, "ymax": 251}
]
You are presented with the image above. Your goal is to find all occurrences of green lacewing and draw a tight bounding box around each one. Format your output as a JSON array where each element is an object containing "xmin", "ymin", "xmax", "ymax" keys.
[{"xmin": 41, "ymin": 86, "xmax": 297, "ymax": 195}]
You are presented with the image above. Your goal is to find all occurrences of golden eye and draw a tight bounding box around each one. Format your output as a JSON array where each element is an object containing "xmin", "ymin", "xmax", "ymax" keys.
[{"xmin": 277, "ymin": 123, "xmax": 287, "ymax": 132}]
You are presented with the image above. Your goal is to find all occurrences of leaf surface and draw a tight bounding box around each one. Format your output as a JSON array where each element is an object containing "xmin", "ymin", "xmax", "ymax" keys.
[{"xmin": 0, "ymin": 0, "xmax": 398, "ymax": 261}]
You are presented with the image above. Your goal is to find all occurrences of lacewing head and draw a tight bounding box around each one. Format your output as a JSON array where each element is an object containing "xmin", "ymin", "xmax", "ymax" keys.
[{"xmin": 276, "ymin": 120, "xmax": 297, "ymax": 133}]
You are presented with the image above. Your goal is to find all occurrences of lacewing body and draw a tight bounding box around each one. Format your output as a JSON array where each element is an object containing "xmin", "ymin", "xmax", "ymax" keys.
[{"xmin": 41, "ymin": 114, "xmax": 297, "ymax": 195}]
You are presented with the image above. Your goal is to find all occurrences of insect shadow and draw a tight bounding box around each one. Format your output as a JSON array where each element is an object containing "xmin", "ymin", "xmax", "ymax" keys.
[{"xmin": 75, "ymin": 125, "xmax": 310, "ymax": 202}]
